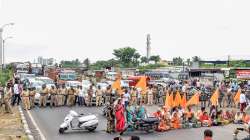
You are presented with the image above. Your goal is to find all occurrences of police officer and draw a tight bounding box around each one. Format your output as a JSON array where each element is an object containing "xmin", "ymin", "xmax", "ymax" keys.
[
  {"xmin": 96, "ymin": 85, "xmax": 103, "ymax": 106},
  {"xmin": 67, "ymin": 86, "xmax": 75, "ymax": 106},
  {"xmin": 22, "ymin": 87, "xmax": 30, "ymax": 110},
  {"xmin": 50, "ymin": 86, "xmax": 58, "ymax": 107},
  {"xmin": 3, "ymin": 85, "xmax": 13, "ymax": 113},
  {"xmin": 61, "ymin": 84, "xmax": 67, "ymax": 106},
  {"xmin": 40, "ymin": 84, "xmax": 48, "ymax": 107},
  {"xmin": 57, "ymin": 85, "xmax": 63, "ymax": 106},
  {"xmin": 29, "ymin": 87, "xmax": 36, "ymax": 108}
]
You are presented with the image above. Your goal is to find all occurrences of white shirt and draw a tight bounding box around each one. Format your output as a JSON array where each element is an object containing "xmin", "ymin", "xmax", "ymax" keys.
[
  {"xmin": 240, "ymin": 93, "xmax": 247, "ymax": 103},
  {"xmin": 14, "ymin": 84, "xmax": 19, "ymax": 95},
  {"xmin": 78, "ymin": 89, "xmax": 84, "ymax": 97},
  {"xmin": 123, "ymin": 92, "xmax": 130, "ymax": 102}
]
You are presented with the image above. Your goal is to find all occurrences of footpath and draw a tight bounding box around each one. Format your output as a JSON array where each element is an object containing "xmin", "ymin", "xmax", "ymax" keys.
[{"xmin": 0, "ymin": 106, "xmax": 27, "ymax": 140}]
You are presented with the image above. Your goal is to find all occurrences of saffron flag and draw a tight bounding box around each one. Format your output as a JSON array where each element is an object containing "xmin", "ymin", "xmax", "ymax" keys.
[
  {"xmin": 112, "ymin": 78, "xmax": 122, "ymax": 95},
  {"xmin": 165, "ymin": 92, "xmax": 170, "ymax": 107},
  {"xmin": 135, "ymin": 76, "xmax": 147, "ymax": 93},
  {"xmin": 174, "ymin": 91, "xmax": 182, "ymax": 107},
  {"xmin": 186, "ymin": 92, "xmax": 200, "ymax": 106},
  {"xmin": 181, "ymin": 93, "xmax": 187, "ymax": 109},
  {"xmin": 210, "ymin": 88, "xmax": 220, "ymax": 106},
  {"xmin": 168, "ymin": 92, "xmax": 174, "ymax": 108},
  {"xmin": 234, "ymin": 88, "xmax": 241, "ymax": 103}
]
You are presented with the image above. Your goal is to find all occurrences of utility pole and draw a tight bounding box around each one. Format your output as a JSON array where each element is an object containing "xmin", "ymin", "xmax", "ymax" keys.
[
  {"xmin": 227, "ymin": 55, "xmax": 230, "ymax": 67},
  {"xmin": 146, "ymin": 34, "xmax": 151, "ymax": 61}
]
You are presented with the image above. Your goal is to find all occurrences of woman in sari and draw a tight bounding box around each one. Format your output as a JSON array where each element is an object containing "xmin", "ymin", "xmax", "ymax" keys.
[{"xmin": 115, "ymin": 99, "xmax": 125, "ymax": 133}]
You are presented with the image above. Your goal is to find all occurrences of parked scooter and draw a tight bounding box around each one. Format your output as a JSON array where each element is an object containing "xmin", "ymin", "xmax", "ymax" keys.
[{"xmin": 59, "ymin": 110, "xmax": 98, "ymax": 134}]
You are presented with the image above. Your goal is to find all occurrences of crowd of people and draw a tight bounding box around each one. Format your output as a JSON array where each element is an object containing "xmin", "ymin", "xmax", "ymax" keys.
[{"xmin": 1, "ymin": 76, "xmax": 250, "ymax": 139}]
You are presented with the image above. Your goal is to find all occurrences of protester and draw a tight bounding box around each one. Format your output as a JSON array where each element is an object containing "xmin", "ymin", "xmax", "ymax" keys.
[
  {"xmin": 107, "ymin": 102, "xmax": 115, "ymax": 133},
  {"xmin": 78, "ymin": 86, "xmax": 85, "ymax": 106},
  {"xmin": 204, "ymin": 129, "xmax": 213, "ymax": 140},
  {"xmin": 12, "ymin": 80, "xmax": 22, "ymax": 106},
  {"xmin": 240, "ymin": 91, "xmax": 247, "ymax": 112},
  {"xmin": 130, "ymin": 136, "xmax": 140, "ymax": 140},
  {"xmin": 115, "ymin": 99, "xmax": 125, "ymax": 133}
]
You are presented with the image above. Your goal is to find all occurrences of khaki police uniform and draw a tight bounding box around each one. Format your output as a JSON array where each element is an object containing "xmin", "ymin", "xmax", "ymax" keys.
[
  {"xmin": 50, "ymin": 88, "xmax": 58, "ymax": 107},
  {"xmin": 4, "ymin": 88, "xmax": 12, "ymax": 113},
  {"xmin": 22, "ymin": 90, "xmax": 30, "ymax": 110},
  {"xmin": 29, "ymin": 89, "xmax": 36, "ymax": 108},
  {"xmin": 67, "ymin": 88, "xmax": 75, "ymax": 106},
  {"xmin": 96, "ymin": 89, "xmax": 103, "ymax": 106},
  {"xmin": 40, "ymin": 88, "xmax": 48, "ymax": 107},
  {"xmin": 61, "ymin": 88, "xmax": 67, "ymax": 106}
]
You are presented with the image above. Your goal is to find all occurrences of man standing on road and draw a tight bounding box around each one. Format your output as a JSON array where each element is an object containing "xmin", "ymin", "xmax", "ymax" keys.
[
  {"xmin": 61, "ymin": 85, "xmax": 67, "ymax": 106},
  {"xmin": 12, "ymin": 80, "xmax": 22, "ymax": 106},
  {"xmin": 40, "ymin": 84, "xmax": 48, "ymax": 108},
  {"xmin": 57, "ymin": 85, "xmax": 63, "ymax": 106},
  {"xmin": 96, "ymin": 85, "xmax": 103, "ymax": 106},
  {"xmin": 106, "ymin": 102, "xmax": 115, "ymax": 133},
  {"xmin": 29, "ymin": 87, "xmax": 36, "ymax": 109},
  {"xmin": 50, "ymin": 86, "xmax": 58, "ymax": 107},
  {"xmin": 147, "ymin": 86, "xmax": 153, "ymax": 105},
  {"xmin": 22, "ymin": 87, "xmax": 30, "ymax": 110},
  {"xmin": 87, "ymin": 85, "xmax": 94, "ymax": 106},
  {"xmin": 67, "ymin": 86, "xmax": 75, "ymax": 107}
]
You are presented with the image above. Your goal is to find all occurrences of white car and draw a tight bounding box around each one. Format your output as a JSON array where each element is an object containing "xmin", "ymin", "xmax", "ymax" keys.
[
  {"xmin": 82, "ymin": 80, "xmax": 91, "ymax": 90},
  {"xmin": 65, "ymin": 81, "xmax": 82, "ymax": 89},
  {"xmin": 36, "ymin": 77, "xmax": 55, "ymax": 89}
]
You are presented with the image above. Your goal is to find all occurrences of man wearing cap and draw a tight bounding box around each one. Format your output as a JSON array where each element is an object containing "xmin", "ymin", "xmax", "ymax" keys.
[
  {"xmin": 50, "ymin": 86, "xmax": 58, "ymax": 107},
  {"xmin": 22, "ymin": 87, "xmax": 30, "ymax": 110},
  {"xmin": 40, "ymin": 84, "xmax": 48, "ymax": 107},
  {"xmin": 29, "ymin": 87, "xmax": 36, "ymax": 109},
  {"xmin": 67, "ymin": 86, "xmax": 75, "ymax": 106}
]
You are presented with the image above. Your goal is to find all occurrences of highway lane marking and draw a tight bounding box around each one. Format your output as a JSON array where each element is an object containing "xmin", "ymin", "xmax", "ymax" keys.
[{"xmin": 27, "ymin": 110, "xmax": 47, "ymax": 140}]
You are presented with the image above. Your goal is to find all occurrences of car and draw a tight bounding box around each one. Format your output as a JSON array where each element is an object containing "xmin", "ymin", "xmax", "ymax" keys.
[
  {"xmin": 65, "ymin": 81, "xmax": 82, "ymax": 89},
  {"xmin": 82, "ymin": 80, "xmax": 91, "ymax": 90},
  {"xmin": 36, "ymin": 77, "xmax": 55, "ymax": 89}
]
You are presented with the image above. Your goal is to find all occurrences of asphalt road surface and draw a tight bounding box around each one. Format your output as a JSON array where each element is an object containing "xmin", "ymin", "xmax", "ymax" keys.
[{"xmin": 25, "ymin": 106, "xmax": 249, "ymax": 140}]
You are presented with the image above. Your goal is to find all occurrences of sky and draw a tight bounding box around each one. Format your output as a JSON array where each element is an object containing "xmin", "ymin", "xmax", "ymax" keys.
[{"xmin": 1, "ymin": 0, "xmax": 250, "ymax": 63}]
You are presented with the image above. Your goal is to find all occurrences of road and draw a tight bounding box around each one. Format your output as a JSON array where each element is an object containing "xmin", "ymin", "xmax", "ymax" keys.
[{"xmin": 24, "ymin": 106, "xmax": 249, "ymax": 140}]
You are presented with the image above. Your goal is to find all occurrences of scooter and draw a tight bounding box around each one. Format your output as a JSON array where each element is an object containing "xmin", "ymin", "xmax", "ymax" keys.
[
  {"xmin": 59, "ymin": 110, "xmax": 98, "ymax": 134},
  {"xmin": 125, "ymin": 115, "xmax": 160, "ymax": 133}
]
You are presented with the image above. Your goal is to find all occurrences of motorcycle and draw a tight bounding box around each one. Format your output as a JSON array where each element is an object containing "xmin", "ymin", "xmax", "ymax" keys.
[
  {"xmin": 59, "ymin": 110, "xmax": 98, "ymax": 134},
  {"xmin": 125, "ymin": 115, "xmax": 160, "ymax": 133}
]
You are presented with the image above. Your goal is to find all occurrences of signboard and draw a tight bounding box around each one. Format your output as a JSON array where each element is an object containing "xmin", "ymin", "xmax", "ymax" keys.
[{"xmin": 236, "ymin": 70, "xmax": 250, "ymax": 79}]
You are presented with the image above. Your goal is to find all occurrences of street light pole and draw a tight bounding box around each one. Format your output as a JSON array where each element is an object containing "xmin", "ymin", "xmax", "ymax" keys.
[
  {"xmin": 3, "ymin": 37, "xmax": 13, "ymax": 69},
  {"xmin": 0, "ymin": 23, "xmax": 14, "ymax": 70}
]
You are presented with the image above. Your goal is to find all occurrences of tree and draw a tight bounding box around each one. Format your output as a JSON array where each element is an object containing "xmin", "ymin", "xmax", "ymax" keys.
[
  {"xmin": 192, "ymin": 56, "xmax": 201, "ymax": 62},
  {"xmin": 83, "ymin": 58, "xmax": 90, "ymax": 69},
  {"xmin": 140, "ymin": 56, "xmax": 148, "ymax": 64},
  {"xmin": 113, "ymin": 47, "xmax": 140, "ymax": 67},
  {"xmin": 149, "ymin": 55, "xmax": 161, "ymax": 64},
  {"xmin": 173, "ymin": 57, "xmax": 183, "ymax": 66},
  {"xmin": 133, "ymin": 53, "xmax": 141, "ymax": 66}
]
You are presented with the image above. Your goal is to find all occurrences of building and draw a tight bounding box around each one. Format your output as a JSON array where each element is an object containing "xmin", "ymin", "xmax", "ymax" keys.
[{"xmin": 37, "ymin": 56, "xmax": 55, "ymax": 66}]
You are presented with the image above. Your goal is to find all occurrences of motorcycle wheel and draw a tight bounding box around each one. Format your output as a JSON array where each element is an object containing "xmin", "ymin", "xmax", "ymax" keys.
[
  {"xmin": 87, "ymin": 127, "xmax": 97, "ymax": 132},
  {"xmin": 59, "ymin": 128, "xmax": 65, "ymax": 134}
]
